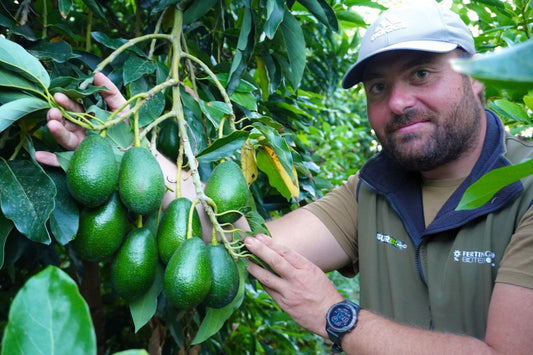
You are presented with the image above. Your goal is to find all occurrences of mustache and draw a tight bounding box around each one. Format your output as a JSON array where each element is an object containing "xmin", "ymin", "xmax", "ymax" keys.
[{"xmin": 385, "ymin": 108, "xmax": 432, "ymax": 134}]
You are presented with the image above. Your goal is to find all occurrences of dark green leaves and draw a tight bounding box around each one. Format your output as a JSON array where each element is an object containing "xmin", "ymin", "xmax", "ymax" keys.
[
  {"xmin": 0, "ymin": 97, "xmax": 50, "ymax": 134},
  {"xmin": 0, "ymin": 159, "xmax": 56, "ymax": 245},
  {"xmin": 280, "ymin": 11, "xmax": 306, "ymax": 90},
  {"xmin": 1, "ymin": 266, "xmax": 96, "ymax": 355}
]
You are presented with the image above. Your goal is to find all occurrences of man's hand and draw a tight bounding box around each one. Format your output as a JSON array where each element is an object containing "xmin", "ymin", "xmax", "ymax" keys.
[
  {"xmin": 34, "ymin": 72, "xmax": 127, "ymax": 166},
  {"xmin": 244, "ymin": 234, "xmax": 344, "ymax": 338}
]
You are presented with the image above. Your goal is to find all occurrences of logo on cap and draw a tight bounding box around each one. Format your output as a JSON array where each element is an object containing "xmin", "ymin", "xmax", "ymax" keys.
[{"xmin": 371, "ymin": 14, "xmax": 407, "ymax": 41}]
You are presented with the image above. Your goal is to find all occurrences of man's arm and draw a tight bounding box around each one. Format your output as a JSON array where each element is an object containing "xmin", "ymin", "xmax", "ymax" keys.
[{"xmin": 244, "ymin": 235, "xmax": 533, "ymax": 354}]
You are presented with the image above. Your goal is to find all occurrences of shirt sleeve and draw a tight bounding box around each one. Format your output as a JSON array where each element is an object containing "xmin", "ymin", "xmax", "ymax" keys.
[
  {"xmin": 303, "ymin": 173, "xmax": 360, "ymax": 266},
  {"xmin": 496, "ymin": 205, "xmax": 533, "ymax": 289}
]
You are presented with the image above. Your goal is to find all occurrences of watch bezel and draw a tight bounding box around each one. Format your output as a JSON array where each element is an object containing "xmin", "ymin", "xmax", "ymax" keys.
[{"xmin": 325, "ymin": 300, "xmax": 360, "ymax": 352}]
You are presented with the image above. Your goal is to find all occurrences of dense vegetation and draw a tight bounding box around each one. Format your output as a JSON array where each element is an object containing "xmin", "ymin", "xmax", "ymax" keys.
[{"xmin": 0, "ymin": 0, "xmax": 532, "ymax": 354}]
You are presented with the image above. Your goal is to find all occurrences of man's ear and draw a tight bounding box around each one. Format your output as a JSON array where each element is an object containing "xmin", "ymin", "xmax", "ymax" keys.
[{"xmin": 470, "ymin": 76, "xmax": 484, "ymax": 95}]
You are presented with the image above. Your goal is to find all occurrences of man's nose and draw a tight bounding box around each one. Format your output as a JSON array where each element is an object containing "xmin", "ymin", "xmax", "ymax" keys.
[{"xmin": 388, "ymin": 82, "xmax": 416, "ymax": 115}]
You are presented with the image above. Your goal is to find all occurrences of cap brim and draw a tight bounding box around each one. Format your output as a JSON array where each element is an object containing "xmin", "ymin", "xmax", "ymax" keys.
[{"xmin": 341, "ymin": 41, "xmax": 459, "ymax": 89}]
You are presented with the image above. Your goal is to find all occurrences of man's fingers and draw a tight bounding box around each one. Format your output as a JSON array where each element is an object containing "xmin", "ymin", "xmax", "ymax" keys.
[
  {"xmin": 34, "ymin": 151, "xmax": 60, "ymax": 167},
  {"xmin": 94, "ymin": 72, "xmax": 127, "ymax": 113},
  {"xmin": 53, "ymin": 92, "xmax": 84, "ymax": 113}
]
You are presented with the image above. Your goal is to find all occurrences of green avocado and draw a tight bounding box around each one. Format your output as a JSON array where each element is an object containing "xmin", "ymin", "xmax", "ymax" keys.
[
  {"xmin": 111, "ymin": 227, "xmax": 158, "ymax": 302},
  {"xmin": 66, "ymin": 134, "xmax": 118, "ymax": 207},
  {"xmin": 118, "ymin": 146, "xmax": 165, "ymax": 216},
  {"xmin": 163, "ymin": 237, "xmax": 211, "ymax": 309},
  {"xmin": 156, "ymin": 119, "xmax": 180, "ymax": 163},
  {"xmin": 204, "ymin": 243, "xmax": 240, "ymax": 308},
  {"xmin": 72, "ymin": 192, "xmax": 129, "ymax": 262},
  {"xmin": 157, "ymin": 197, "xmax": 202, "ymax": 264},
  {"xmin": 204, "ymin": 160, "xmax": 248, "ymax": 224}
]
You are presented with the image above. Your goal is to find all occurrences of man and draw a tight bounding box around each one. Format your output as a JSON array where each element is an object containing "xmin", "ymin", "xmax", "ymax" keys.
[{"xmin": 37, "ymin": 1, "xmax": 533, "ymax": 354}]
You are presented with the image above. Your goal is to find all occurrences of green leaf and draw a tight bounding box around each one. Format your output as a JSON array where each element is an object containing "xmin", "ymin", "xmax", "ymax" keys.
[
  {"xmin": 197, "ymin": 130, "xmax": 249, "ymax": 163},
  {"xmin": 192, "ymin": 258, "xmax": 247, "ymax": 345},
  {"xmin": 1, "ymin": 266, "xmax": 96, "ymax": 355},
  {"xmin": 28, "ymin": 40, "xmax": 75, "ymax": 63},
  {"xmin": 81, "ymin": 0, "xmax": 106, "ymax": 20},
  {"xmin": 297, "ymin": 0, "xmax": 339, "ymax": 32},
  {"xmin": 280, "ymin": 11, "xmax": 306, "ymax": 90},
  {"xmin": 47, "ymin": 169, "xmax": 79, "ymax": 246},
  {"xmin": 0, "ymin": 159, "xmax": 56, "ymax": 244},
  {"xmin": 183, "ymin": 0, "xmax": 218, "ymax": 24},
  {"xmin": 58, "ymin": 0, "xmax": 73, "ymax": 16},
  {"xmin": 264, "ymin": 0, "xmax": 285, "ymax": 38},
  {"xmin": 256, "ymin": 149, "xmax": 293, "ymax": 200},
  {"xmin": 489, "ymin": 99, "xmax": 530, "ymax": 123},
  {"xmin": 251, "ymin": 122, "xmax": 294, "ymax": 177},
  {"xmin": 450, "ymin": 39, "xmax": 533, "ymax": 90},
  {"xmin": 231, "ymin": 91, "xmax": 258, "ymax": 111},
  {"xmin": 227, "ymin": 7, "xmax": 254, "ymax": 95},
  {"xmin": 0, "ymin": 37, "xmax": 50, "ymax": 89},
  {"xmin": 0, "ymin": 68, "xmax": 47, "ymax": 97},
  {"xmin": 130, "ymin": 263, "xmax": 164, "ymax": 333},
  {"xmin": 0, "ymin": 97, "xmax": 50, "ymax": 134},
  {"xmin": 0, "ymin": 211, "xmax": 13, "ymax": 270},
  {"xmin": 199, "ymin": 100, "xmax": 232, "ymax": 128},
  {"xmin": 457, "ymin": 158, "xmax": 533, "ymax": 210},
  {"xmin": 123, "ymin": 56, "xmax": 156, "ymax": 85},
  {"xmin": 336, "ymin": 9, "xmax": 367, "ymax": 27}
]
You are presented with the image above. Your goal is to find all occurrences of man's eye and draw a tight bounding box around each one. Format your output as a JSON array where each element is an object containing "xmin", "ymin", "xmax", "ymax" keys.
[
  {"xmin": 369, "ymin": 82, "xmax": 386, "ymax": 94},
  {"xmin": 414, "ymin": 70, "xmax": 429, "ymax": 79}
]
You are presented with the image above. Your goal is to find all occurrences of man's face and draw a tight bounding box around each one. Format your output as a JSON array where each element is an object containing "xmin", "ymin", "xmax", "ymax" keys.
[{"xmin": 362, "ymin": 50, "xmax": 485, "ymax": 172}]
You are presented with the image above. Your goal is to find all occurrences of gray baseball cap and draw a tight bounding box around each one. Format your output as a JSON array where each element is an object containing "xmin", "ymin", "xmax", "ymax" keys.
[{"xmin": 342, "ymin": 1, "xmax": 475, "ymax": 89}]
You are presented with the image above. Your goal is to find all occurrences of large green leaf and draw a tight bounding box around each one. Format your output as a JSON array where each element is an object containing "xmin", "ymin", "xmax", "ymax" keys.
[
  {"xmin": 280, "ymin": 11, "xmax": 306, "ymax": 90},
  {"xmin": 457, "ymin": 158, "xmax": 533, "ymax": 210},
  {"xmin": 129, "ymin": 263, "xmax": 164, "ymax": 333},
  {"xmin": 192, "ymin": 258, "xmax": 247, "ymax": 345},
  {"xmin": 450, "ymin": 39, "xmax": 533, "ymax": 90},
  {"xmin": 297, "ymin": 0, "xmax": 339, "ymax": 32},
  {"xmin": 0, "ymin": 37, "xmax": 50, "ymax": 89},
  {"xmin": 0, "ymin": 159, "xmax": 56, "ymax": 244},
  {"xmin": 0, "ymin": 96, "xmax": 50, "ymax": 134},
  {"xmin": 227, "ymin": 6, "xmax": 254, "ymax": 96},
  {"xmin": 28, "ymin": 40, "xmax": 75, "ymax": 63},
  {"xmin": 47, "ymin": 169, "xmax": 79, "ymax": 246},
  {"xmin": 0, "ymin": 211, "xmax": 13, "ymax": 270},
  {"xmin": 196, "ymin": 130, "xmax": 249, "ymax": 163},
  {"xmin": 1, "ymin": 266, "xmax": 97, "ymax": 355},
  {"xmin": 0, "ymin": 68, "xmax": 47, "ymax": 98},
  {"xmin": 264, "ymin": 0, "xmax": 285, "ymax": 38}
]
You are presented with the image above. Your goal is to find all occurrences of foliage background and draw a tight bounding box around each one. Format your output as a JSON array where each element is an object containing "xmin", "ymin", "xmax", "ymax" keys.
[{"xmin": 0, "ymin": 0, "xmax": 532, "ymax": 354}]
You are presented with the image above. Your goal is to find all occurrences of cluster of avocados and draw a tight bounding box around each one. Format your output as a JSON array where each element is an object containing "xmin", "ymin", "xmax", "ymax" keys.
[{"xmin": 66, "ymin": 134, "xmax": 247, "ymax": 309}]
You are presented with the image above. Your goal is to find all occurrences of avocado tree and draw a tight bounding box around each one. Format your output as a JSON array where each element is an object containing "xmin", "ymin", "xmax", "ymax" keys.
[{"xmin": 0, "ymin": 0, "xmax": 532, "ymax": 354}]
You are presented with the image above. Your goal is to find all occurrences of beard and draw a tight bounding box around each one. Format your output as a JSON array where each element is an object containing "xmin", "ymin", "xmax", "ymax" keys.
[{"xmin": 378, "ymin": 77, "xmax": 483, "ymax": 172}]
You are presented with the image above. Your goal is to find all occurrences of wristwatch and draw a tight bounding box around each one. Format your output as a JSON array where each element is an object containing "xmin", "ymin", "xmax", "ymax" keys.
[{"xmin": 325, "ymin": 299, "xmax": 361, "ymax": 353}]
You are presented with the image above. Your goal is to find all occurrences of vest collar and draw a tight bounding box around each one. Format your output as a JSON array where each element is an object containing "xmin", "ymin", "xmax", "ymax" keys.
[{"xmin": 358, "ymin": 109, "xmax": 523, "ymax": 243}]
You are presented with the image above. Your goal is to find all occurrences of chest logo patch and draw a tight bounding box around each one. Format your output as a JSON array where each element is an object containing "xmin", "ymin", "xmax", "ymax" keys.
[
  {"xmin": 376, "ymin": 233, "xmax": 407, "ymax": 250},
  {"xmin": 453, "ymin": 250, "xmax": 496, "ymax": 267}
]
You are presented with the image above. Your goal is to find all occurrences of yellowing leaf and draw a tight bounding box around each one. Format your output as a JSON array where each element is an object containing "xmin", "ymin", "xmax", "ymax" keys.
[
  {"xmin": 262, "ymin": 146, "xmax": 299, "ymax": 200},
  {"xmin": 241, "ymin": 140, "xmax": 258, "ymax": 186}
]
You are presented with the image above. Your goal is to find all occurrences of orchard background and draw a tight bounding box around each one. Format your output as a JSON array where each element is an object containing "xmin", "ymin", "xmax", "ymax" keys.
[{"xmin": 0, "ymin": 0, "xmax": 532, "ymax": 354}]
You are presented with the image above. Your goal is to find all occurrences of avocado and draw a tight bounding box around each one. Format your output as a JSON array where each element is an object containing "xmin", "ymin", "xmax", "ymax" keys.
[
  {"xmin": 156, "ymin": 119, "xmax": 180, "ymax": 163},
  {"xmin": 204, "ymin": 243, "xmax": 240, "ymax": 308},
  {"xmin": 204, "ymin": 160, "xmax": 248, "ymax": 224},
  {"xmin": 163, "ymin": 237, "xmax": 211, "ymax": 309},
  {"xmin": 72, "ymin": 192, "xmax": 129, "ymax": 262},
  {"xmin": 66, "ymin": 134, "xmax": 118, "ymax": 207},
  {"xmin": 118, "ymin": 146, "xmax": 165, "ymax": 216},
  {"xmin": 111, "ymin": 227, "xmax": 158, "ymax": 301},
  {"xmin": 157, "ymin": 197, "xmax": 202, "ymax": 264}
]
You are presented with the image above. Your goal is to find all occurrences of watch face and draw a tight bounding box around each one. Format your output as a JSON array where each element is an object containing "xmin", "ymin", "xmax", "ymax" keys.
[{"xmin": 329, "ymin": 304, "xmax": 356, "ymax": 330}]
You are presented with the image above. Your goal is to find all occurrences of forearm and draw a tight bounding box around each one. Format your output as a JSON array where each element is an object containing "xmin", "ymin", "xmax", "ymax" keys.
[{"xmin": 342, "ymin": 310, "xmax": 494, "ymax": 355}]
